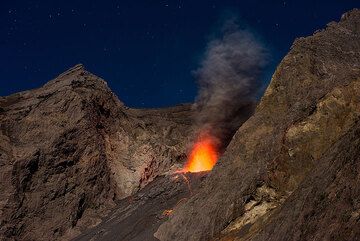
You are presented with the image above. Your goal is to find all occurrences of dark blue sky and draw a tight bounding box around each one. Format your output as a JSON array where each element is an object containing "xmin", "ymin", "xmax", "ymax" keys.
[{"xmin": 1, "ymin": 1, "xmax": 359, "ymax": 107}]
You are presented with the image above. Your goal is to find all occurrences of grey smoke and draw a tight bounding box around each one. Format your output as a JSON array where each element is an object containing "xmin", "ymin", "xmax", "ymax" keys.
[{"xmin": 193, "ymin": 19, "xmax": 269, "ymax": 149}]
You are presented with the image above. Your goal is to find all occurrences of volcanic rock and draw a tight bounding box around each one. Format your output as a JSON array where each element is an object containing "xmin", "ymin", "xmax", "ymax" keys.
[
  {"xmin": 74, "ymin": 172, "xmax": 207, "ymax": 241},
  {"xmin": 0, "ymin": 61, "xmax": 255, "ymax": 240},
  {"xmin": 0, "ymin": 64, "xmax": 196, "ymax": 241},
  {"xmin": 155, "ymin": 8, "xmax": 360, "ymax": 241}
]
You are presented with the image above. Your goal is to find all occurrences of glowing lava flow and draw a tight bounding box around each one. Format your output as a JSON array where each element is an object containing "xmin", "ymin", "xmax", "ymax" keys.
[{"xmin": 181, "ymin": 134, "xmax": 219, "ymax": 173}]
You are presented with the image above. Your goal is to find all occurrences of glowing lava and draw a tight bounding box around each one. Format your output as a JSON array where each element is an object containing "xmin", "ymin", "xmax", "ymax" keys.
[{"xmin": 182, "ymin": 134, "xmax": 219, "ymax": 173}]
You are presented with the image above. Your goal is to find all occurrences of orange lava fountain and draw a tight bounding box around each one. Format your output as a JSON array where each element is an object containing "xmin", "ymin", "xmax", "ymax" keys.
[{"xmin": 181, "ymin": 133, "xmax": 219, "ymax": 173}]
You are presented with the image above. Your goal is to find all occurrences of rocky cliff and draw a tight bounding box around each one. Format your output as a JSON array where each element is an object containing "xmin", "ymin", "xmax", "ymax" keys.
[
  {"xmin": 155, "ymin": 8, "xmax": 360, "ymax": 241},
  {"xmin": 0, "ymin": 65, "xmax": 197, "ymax": 241}
]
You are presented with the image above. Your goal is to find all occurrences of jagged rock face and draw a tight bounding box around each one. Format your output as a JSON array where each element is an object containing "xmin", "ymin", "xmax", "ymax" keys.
[
  {"xmin": 155, "ymin": 9, "xmax": 360, "ymax": 241},
  {"xmin": 0, "ymin": 65, "xmax": 194, "ymax": 241},
  {"xmin": 250, "ymin": 120, "xmax": 360, "ymax": 241}
]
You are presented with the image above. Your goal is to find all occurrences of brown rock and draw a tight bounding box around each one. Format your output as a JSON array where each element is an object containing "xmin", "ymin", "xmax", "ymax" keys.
[
  {"xmin": 155, "ymin": 8, "xmax": 360, "ymax": 241},
  {"xmin": 0, "ymin": 64, "xmax": 194, "ymax": 241},
  {"xmin": 249, "ymin": 117, "xmax": 360, "ymax": 241}
]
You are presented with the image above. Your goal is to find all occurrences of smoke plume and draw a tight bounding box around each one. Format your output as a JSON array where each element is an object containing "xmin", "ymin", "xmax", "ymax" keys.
[{"xmin": 193, "ymin": 19, "xmax": 269, "ymax": 151}]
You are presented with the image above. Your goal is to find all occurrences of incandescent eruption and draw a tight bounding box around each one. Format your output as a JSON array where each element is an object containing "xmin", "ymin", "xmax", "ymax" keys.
[
  {"xmin": 180, "ymin": 17, "xmax": 269, "ymax": 173},
  {"xmin": 182, "ymin": 131, "xmax": 219, "ymax": 173}
]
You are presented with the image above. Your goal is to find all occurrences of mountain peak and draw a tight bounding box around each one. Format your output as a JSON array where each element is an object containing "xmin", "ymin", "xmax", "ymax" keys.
[
  {"xmin": 42, "ymin": 64, "xmax": 106, "ymax": 92},
  {"xmin": 56, "ymin": 63, "xmax": 86, "ymax": 79}
]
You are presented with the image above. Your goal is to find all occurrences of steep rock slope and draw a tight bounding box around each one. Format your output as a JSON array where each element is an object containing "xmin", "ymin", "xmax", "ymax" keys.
[
  {"xmin": 249, "ymin": 119, "xmax": 360, "ymax": 241},
  {"xmin": 155, "ymin": 9, "xmax": 360, "ymax": 241},
  {"xmin": 0, "ymin": 65, "xmax": 194, "ymax": 241},
  {"xmin": 74, "ymin": 172, "xmax": 207, "ymax": 241}
]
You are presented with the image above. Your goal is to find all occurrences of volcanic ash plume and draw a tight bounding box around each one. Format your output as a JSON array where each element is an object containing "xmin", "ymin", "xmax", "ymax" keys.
[
  {"xmin": 181, "ymin": 20, "xmax": 268, "ymax": 173},
  {"xmin": 193, "ymin": 20, "xmax": 269, "ymax": 149}
]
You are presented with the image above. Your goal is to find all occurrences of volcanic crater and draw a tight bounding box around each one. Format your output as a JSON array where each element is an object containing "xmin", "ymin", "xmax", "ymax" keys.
[{"xmin": 1, "ymin": 8, "xmax": 360, "ymax": 241}]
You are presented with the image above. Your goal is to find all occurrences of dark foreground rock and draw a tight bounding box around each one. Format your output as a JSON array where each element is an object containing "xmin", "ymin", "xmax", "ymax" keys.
[
  {"xmin": 155, "ymin": 8, "xmax": 360, "ymax": 241},
  {"xmin": 73, "ymin": 172, "xmax": 207, "ymax": 241}
]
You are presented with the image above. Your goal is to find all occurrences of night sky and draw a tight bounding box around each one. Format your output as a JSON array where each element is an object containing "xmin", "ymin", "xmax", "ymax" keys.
[{"xmin": 1, "ymin": 1, "xmax": 359, "ymax": 107}]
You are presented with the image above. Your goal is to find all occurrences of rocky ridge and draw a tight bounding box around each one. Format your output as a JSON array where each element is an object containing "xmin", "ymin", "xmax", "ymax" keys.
[
  {"xmin": 0, "ymin": 64, "xmax": 196, "ymax": 240},
  {"xmin": 155, "ymin": 8, "xmax": 360, "ymax": 241}
]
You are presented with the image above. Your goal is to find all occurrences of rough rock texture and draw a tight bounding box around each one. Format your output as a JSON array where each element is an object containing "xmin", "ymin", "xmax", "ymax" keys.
[
  {"xmin": 155, "ymin": 9, "xmax": 360, "ymax": 241},
  {"xmin": 0, "ymin": 64, "xmax": 195, "ymax": 241},
  {"xmin": 74, "ymin": 172, "xmax": 207, "ymax": 241},
  {"xmin": 249, "ymin": 120, "xmax": 360, "ymax": 241}
]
